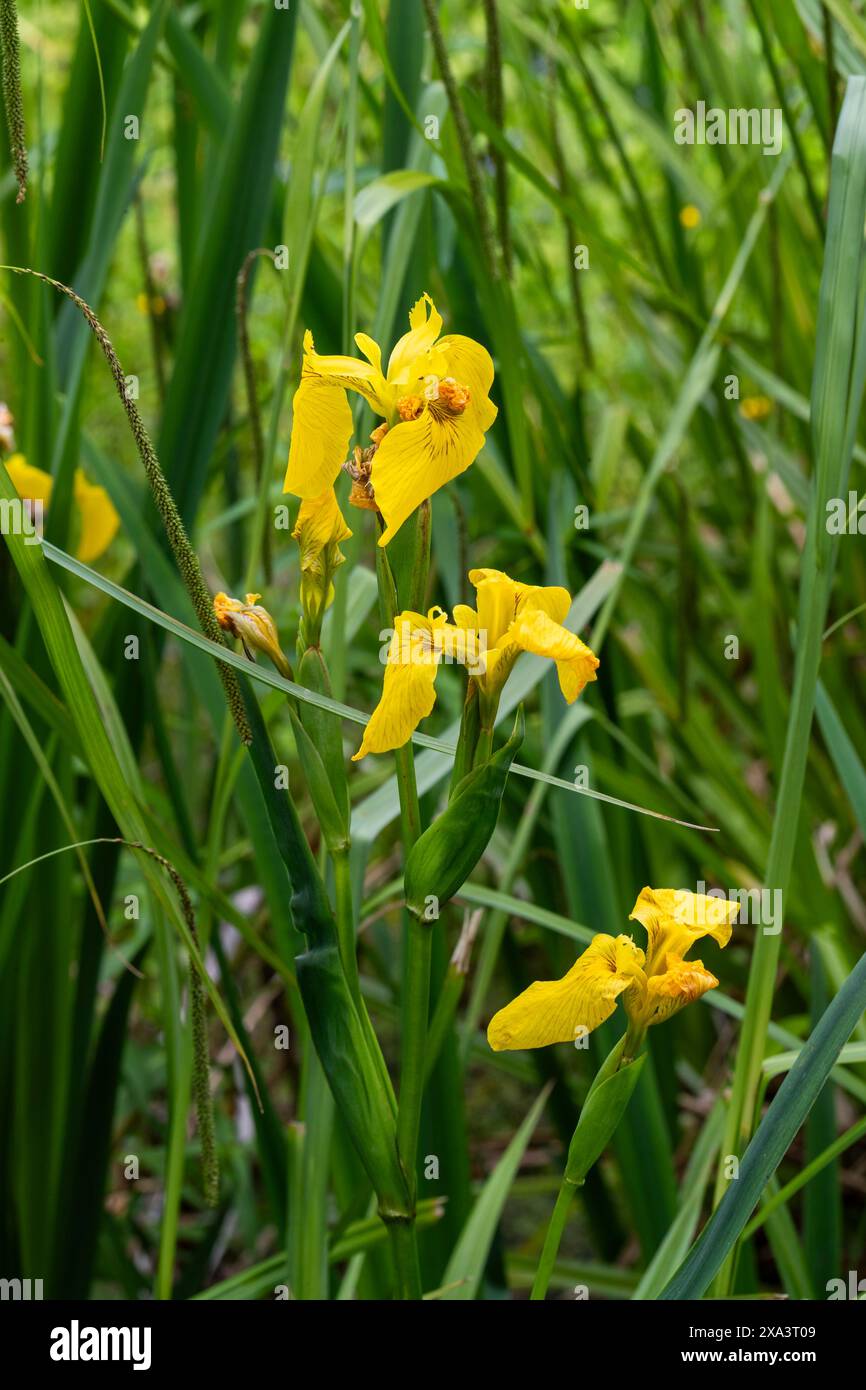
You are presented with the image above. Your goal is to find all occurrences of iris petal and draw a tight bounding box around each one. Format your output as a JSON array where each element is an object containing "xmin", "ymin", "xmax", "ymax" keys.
[
  {"xmin": 642, "ymin": 957, "xmax": 720, "ymax": 1026},
  {"xmin": 284, "ymin": 375, "xmax": 354, "ymax": 499},
  {"xmin": 629, "ymin": 887, "xmax": 738, "ymax": 972},
  {"xmin": 386, "ymin": 293, "xmax": 444, "ymax": 384},
  {"xmin": 73, "ymin": 471, "xmax": 120, "ymax": 563},
  {"xmin": 507, "ymin": 608, "xmax": 599, "ymax": 703},
  {"xmin": 487, "ymin": 934, "xmax": 646, "ymax": 1051},
  {"xmin": 352, "ymin": 649, "xmax": 439, "ymax": 760},
  {"xmin": 372, "ymin": 405, "xmax": 487, "ymax": 546}
]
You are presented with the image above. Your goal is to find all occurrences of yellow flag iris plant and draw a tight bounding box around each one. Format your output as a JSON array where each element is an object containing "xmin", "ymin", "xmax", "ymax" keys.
[{"xmin": 203, "ymin": 293, "xmax": 735, "ymax": 1302}]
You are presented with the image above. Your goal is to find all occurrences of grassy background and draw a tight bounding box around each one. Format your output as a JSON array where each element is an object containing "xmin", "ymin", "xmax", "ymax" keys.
[{"xmin": 1, "ymin": 0, "xmax": 866, "ymax": 1300}]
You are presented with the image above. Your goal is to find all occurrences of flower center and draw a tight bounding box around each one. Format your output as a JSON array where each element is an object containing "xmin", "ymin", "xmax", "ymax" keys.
[{"xmin": 396, "ymin": 376, "xmax": 471, "ymax": 422}]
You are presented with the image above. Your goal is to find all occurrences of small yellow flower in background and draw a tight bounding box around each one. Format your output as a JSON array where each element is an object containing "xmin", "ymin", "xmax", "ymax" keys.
[
  {"xmin": 292, "ymin": 487, "xmax": 352, "ymax": 642},
  {"xmin": 739, "ymin": 395, "xmax": 773, "ymax": 422},
  {"xmin": 284, "ymin": 293, "xmax": 497, "ymax": 546},
  {"xmin": 679, "ymin": 204, "xmax": 701, "ymax": 229},
  {"xmin": 4, "ymin": 454, "xmax": 119, "ymax": 563},
  {"xmin": 487, "ymin": 887, "xmax": 739, "ymax": 1052},
  {"xmin": 135, "ymin": 291, "xmax": 166, "ymax": 316},
  {"xmin": 352, "ymin": 568, "xmax": 599, "ymax": 760},
  {"xmin": 214, "ymin": 591, "xmax": 292, "ymax": 680}
]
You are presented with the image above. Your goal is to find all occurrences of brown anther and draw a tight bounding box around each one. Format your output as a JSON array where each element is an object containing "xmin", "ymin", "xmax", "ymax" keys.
[
  {"xmin": 349, "ymin": 478, "xmax": 379, "ymax": 511},
  {"xmin": 436, "ymin": 377, "xmax": 470, "ymax": 415},
  {"xmin": 343, "ymin": 451, "xmax": 379, "ymax": 512},
  {"xmin": 396, "ymin": 394, "xmax": 425, "ymax": 422}
]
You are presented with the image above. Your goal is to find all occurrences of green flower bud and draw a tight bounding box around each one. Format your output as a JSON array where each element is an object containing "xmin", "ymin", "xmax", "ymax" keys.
[
  {"xmin": 564, "ymin": 1038, "xmax": 646, "ymax": 1186},
  {"xmin": 404, "ymin": 708, "xmax": 524, "ymax": 920}
]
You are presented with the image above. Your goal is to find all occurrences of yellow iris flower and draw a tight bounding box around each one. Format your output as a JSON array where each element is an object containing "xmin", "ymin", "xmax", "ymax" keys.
[
  {"xmin": 454, "ymin": 568, "xmax": 599, "ymax": 722},
  {"xmin": 283, "ymin": 293, "xmax": 497, "ymax": 546},
  {"xmin": 213, "ymin": 591, "xmax": 292, "ymax": 680},
  {"xmin": 4, "ymin": 454, "xmax": 119, "ymax": 563},
  {"xmin": 487, "ymin": 887, "xmax": 739, "ymax": 1052},
  {"xmin": 352, "ymin": 568, "xmax": 599, "ymax": 761}
]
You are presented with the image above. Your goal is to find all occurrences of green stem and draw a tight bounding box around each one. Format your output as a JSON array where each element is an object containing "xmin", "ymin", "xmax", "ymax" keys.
[
  {"xmin": 396, "ymin": 919, "xmax": 432, "ymax": 1202},
  {"xmin": 621, "ymin": 1022, "xmax": 646, "ymax": 1067},
  {"xmin": 394, "ymin": 743, "xmax": 422, "ymax": 846},
  {"xmin": 530, "ymin": 1180, "xmax": 576, "ymax": 1300},
  {"xmin": 333, "ymin": 848, "xmax": 362, "ymax": 1011},
  {"xmin": 473, "ymin": 723, "xmax": 494, "ymax": 768},
  {"xmin": 386, "ymin": 1219, "xmax": 422, "ymax": 1301},
  {"xmin": 449, "ymin": 681, "xmax": 481, "ymax": 793},
  {"xmin": 333, "ymin": 845, "xmax": 397, "ymax": 1120},
  {"xmin": 375, "ymin": 521, "xmax": 430, "ymax": 1293},
  {"xmin": 423, "ymin": 963, "xmax": 466, "ymax": 1084}
]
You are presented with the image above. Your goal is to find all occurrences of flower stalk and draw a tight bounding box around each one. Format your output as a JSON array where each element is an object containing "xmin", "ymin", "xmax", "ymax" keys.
[
  {"xmin": 368, "ymin": 511, "xmax": 433, "ymax": 1293},
  {"xmin": 531, "ymin": 1036, "xmax": 646, "ymax": 1300}
]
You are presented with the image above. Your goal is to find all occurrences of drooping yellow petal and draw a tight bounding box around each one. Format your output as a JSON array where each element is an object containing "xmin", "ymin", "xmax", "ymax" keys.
[
  {"xmin": 487, "ymin": 934, "xmax": 646, "ymax": 1051},
  {"xmin": 351, "ymin": 606, "xmax": 470, "ymax": 758},
  {"xmin": 508, "ymin": 607, "xmax": 599, "ymax": 703},
  {"xmin": 372, "ymin": 400, "xmax": 488, "ymax": 546},
  {"xmin": 73, "ymin": 471, "xmax": 120, "ymax": 563},
  {"xmin": 376, "ymin": 334, "xmax": 498, "ymax": 540},
  {"xmin": 640, "ymin": 957, "xmax": 720, "ymax": 1027},
  {"xmin": 284, "ymin": 330, "xmax": 389, "ymax": 499},
  {"xmin": 352, "ymin": 639, "xmax": 438, "ymax": 762},
  {"xmin": 4, "ymin": 454, "xmax": 53, "ymax": 504},
  {"xmin": 284, "ymin": 375, "xmax": 354, "ymax": 499},
  {"xmin": 386, "ymin": 293, "xmax": 445, "ymax": 385},
  {"xmin": 629, "ymin": 887, "xmax": 738, "ymax": 972}
]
